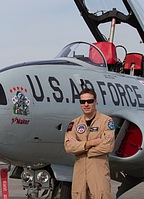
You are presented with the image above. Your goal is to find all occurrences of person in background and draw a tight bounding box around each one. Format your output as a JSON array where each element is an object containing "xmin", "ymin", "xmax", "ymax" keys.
[{"xmin": 64, "ymin": 88, "xmax": 115, "ymax": 199}]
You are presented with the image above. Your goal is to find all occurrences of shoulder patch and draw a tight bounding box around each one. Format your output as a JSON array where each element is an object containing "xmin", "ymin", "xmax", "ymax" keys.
[
  {"xmin": 67, "ymin": 122, "xmax": 74, "ymax": 132},
  {"xmin": 108, "ymin": 120, "xmax": 115, "ymax": 130}
]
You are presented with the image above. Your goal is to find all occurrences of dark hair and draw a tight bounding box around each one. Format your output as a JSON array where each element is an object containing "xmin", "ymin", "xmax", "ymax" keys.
[{"xmin": 79, "ymin": 88, "xmax": 97, "ymax": 99}]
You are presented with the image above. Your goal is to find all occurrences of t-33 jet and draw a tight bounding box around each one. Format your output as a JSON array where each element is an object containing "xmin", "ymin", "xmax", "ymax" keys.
[{"xmin": 0, "ymin": 0, "xmax": 144, "ymax": 198}]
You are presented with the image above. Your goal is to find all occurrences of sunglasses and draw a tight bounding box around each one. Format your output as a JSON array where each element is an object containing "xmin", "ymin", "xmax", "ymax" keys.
[{"xmin": 79, "ymin": 99, "xmax": 95, "ymax": 104}]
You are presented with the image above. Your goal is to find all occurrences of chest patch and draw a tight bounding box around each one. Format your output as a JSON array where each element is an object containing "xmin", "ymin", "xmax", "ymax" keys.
[
  {"xmin": 90, "ymin": 127, "xmax": 99, "ymax": 132},
  {"xmin": 77, "ymin": 124, "xmax": 86, "ymax": 134}
]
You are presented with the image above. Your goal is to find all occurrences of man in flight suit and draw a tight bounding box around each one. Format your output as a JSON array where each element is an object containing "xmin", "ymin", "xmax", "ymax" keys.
[{"xmin": 64, "ymin": 88, "xmax": 115, "ymax": 199}]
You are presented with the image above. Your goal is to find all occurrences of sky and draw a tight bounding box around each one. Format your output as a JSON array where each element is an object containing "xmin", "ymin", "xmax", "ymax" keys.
[{"xmin": 0, "ymin": 0, "xmax": 144, "ymax": 67}]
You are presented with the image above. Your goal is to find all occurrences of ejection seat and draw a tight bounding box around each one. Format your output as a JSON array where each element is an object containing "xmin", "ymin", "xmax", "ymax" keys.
[
  {"xmin": 123, "ymin": 53, "xmax": 144, "ymax": 76},
  {"xmin": 89, "ymin": 42, "xmax": 119, "ymax": 71}
]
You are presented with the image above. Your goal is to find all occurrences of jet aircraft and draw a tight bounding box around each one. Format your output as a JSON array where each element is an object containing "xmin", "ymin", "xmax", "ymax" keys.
[{"xmin": 0, "ymin": 0, "xmax": 144, "ymax": 198}]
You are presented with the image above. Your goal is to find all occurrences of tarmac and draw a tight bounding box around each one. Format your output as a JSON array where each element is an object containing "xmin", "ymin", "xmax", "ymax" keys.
[
  {"xmin": 0, "ymin": 162, "xmax": 144, "ymax": 199},
  {"xmin": 0, "ymin": 177, "xmax": 144, "ymax": 199}
]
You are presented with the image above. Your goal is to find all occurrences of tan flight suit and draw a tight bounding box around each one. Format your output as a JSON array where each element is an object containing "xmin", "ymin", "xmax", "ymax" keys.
[{"xmin": 64, "ymin": 111, "xmax": 115, "ymax": 199}]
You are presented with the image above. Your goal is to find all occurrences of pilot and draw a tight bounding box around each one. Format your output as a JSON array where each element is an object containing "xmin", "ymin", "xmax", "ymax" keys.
[{"xmin": 64, "ymin": 88, "xmax": 115, "ymax": 199}]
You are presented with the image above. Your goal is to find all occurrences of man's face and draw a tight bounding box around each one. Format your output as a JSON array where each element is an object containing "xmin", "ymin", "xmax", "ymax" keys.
[{"xmin": 80, "ymin": 93, "xmax": 97, "ymax": 115}]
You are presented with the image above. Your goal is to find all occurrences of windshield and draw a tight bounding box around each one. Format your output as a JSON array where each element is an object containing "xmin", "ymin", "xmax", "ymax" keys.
[{"xmin": 56, "ymin": 41, "xmax": 107, "ymax": 67}]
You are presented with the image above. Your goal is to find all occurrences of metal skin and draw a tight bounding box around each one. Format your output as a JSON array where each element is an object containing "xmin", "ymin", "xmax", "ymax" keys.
[
  {"xmin": 0, "ymin": 0, "xmax": 144, "ymax": 198},
  {"xmin": 0, "ymin": 43, "xmax": 143, "ymax": 198}
]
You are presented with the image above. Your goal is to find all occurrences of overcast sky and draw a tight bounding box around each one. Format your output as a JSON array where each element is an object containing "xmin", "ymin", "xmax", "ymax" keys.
[{"xmin": 0, "ymin": 0, "xmax": 143, "ymax": 67}]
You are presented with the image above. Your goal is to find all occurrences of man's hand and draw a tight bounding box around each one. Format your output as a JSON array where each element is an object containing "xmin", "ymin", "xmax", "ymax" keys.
[
  {"xmin": 68, "ymin": 137, "xmax": 78, "ymax": 142},
  {"xmin": 85, "ymin": 138, "xmax": 102, "ymax": 150}
]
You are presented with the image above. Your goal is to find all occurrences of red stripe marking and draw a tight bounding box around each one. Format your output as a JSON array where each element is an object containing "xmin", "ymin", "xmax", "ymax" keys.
[{"xmin": 0, "ymin": 168, "xmax": 9, "ymax": 199}]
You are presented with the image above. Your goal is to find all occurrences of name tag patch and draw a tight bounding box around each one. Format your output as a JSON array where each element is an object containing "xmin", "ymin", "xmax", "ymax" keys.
[{"xmin": 90, "ymin": 127, "xmax": 99, "ymax": 132}]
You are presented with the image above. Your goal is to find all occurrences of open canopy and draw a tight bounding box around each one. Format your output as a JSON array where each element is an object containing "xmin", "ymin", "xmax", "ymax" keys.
[{"xmin": 74, "ymin": 0, "xmax": 144, "ymax": 43}]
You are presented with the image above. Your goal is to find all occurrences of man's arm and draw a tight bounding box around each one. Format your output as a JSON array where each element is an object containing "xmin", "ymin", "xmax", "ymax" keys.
[
  {"xmin": 64, "ymin": 121, "xmax": 86, "ymax": 155},
  {"xmin": 84, "ymin": 138, "xmax": 103, "ymax": 150},
  {"xmin": 87, "ymin": 117, "xmax": 115, "ymax": 157}
]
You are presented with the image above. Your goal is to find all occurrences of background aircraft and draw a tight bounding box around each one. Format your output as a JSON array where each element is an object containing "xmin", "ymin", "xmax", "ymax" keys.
[{"xmin": 0, "ymin": 0, "xmax": 144, "ymax": 198}]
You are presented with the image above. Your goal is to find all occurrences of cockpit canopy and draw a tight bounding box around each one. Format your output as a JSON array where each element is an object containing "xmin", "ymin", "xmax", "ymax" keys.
[
  {"xmin": 56, "ymin": 41, "xmax": 107, "ymax": 68},
  {"xmin": 74, "ymin": 0, "xmax": 144, "ymax": 43}
]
